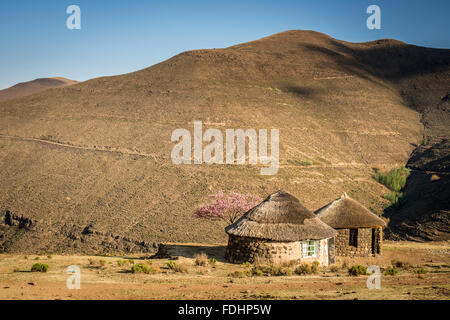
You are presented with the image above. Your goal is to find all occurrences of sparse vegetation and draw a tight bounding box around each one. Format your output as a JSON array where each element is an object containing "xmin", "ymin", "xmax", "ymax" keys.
[
  {"xmin": 391, "ymin": 260, "xmax": 410, "ymax": 269},
  {"xmin": 208, "ymin": 258, "xmax": 217, "ymax": 267},
  {"xmin": 421, "ymin": 135, "xmax": 429, "ymax": 146},
  {"xmin": 384, "ymin": 266, "xmax": 398, "ymax": 276},
  {"xmin": 131, "ymin": 263, "xmax": 158, "ymax": 274},
  {"xmin": 415, "ymin": 267, "xmax": 428, "ymax": 275},
  {"xmin": 329, "ymin": 265, "xmax": 339, "ymax": 273},
  {"xmin": 117, "ymin": 260, "xmax": 127, "ymax": 267},
  {"xmin": 374, "ymin": 166, "xmax": 410, "ymax": 192},
  {"xmin": 375, "ymin": 166, "xmax": 410, "ymax": 207},
  {"xmin": 194, "ymin": 253, "xmax": 208, "ymax": 266},
  {"xmin": 167, "ymin": 261, "xmax": 188, "ymax": 273},
  {"xmin": 383, "ymin": 191, "xmax": 407, "ymax": 207},
  {"xmin": 31, "ymin": 263, "xmax": 49, "ymax": 273},
  {"xmin": 294, "ymin": 264, "xmax": 313, "ymax": 275},
  {"xmin": 348, "ymin": 265, "xmax": 367, "ymax": 276}
]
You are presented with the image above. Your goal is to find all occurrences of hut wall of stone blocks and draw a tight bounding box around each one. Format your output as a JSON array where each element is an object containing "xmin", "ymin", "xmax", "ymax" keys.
[
  {"xmin": 225, "ymin": 235, "xmax": 334, "ymax": 266},
  {"xmin": 334, "ymin": 227, "xmax": 382, "ymax": 257}
]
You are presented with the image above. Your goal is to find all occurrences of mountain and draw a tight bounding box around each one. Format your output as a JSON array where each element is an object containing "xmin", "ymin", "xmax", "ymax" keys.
[
  {"xmin": 0, "ymin": 30, "xmax": 449, "ymax": 253},
  {"xmin": 0, "ymin": 77, "xmax": 78, "ymax": 102}
]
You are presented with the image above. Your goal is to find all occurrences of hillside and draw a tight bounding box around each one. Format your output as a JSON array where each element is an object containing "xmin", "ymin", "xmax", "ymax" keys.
[
  {"xmin": 0, "ymin": 30, "xmax": 449, "ymax": 253},
  {"xmin": 0, "ymin": 77, "xmax": 78, "ymax": 102}
]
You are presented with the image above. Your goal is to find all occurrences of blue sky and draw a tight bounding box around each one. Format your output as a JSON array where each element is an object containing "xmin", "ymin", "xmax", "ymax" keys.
[{"xmin": 0, "ymin": 0, "xmax": 449, "ymax": 89}]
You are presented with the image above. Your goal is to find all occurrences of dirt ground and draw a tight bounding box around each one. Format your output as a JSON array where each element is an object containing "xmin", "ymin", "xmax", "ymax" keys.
[{"xmin": 0, "ymin": 241, "xmax": 448, "ymax": 300}]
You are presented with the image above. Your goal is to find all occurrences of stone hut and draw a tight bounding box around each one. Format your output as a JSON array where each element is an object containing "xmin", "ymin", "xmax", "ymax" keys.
[
  {"xmin": 315, "ymin": 193, "xmax": 387, "ymax": 257},
  {"xmin": 225, "ymin": 190, "xmax": 337, "ymax": 266}
]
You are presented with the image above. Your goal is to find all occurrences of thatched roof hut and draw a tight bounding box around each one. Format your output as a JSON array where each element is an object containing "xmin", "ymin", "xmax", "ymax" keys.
[
  {"xmin": 315, "ymin": 193, "xmax": 386, "ymax": 257},
  {"xmin": 225, "ymin": 190, "xmax": 337, "ymax": 265},
  {"xmin": 315, "ymin": 192, "xmax": 386, "ymax": 229}
]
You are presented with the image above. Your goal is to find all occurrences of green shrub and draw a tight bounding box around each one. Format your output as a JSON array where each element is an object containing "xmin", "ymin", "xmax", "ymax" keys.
[
  {"xmin": 348, "ymin": 265, "xmax": 367, "ymax": 276},
  {"xmin": 99, "ymin": 259, "xmax": 106, "ymax": 267},
  {"xmin": 128, "ymin": 259, "xmax": 135, "ymax": 265},
  {"xmin": 194, "ymin": 253, "xmax": 208, "ymax": 266},
  {"xmin": 383, "ymin": 191, "xmax": 407, "ymax": 207},
  {"xmin": 31, "ymin": 263, "xmax": 49, "ymax": 273},
  {"xmin": 384, "ymin": 266, "xmax": 398, "ymax": 276},
  {"xmin": 131, "ymin": 263, "xmax": 155, "ymax": 274},
  {"xmin": 242, "ymin": 262, "xmax": 252, "ymax": 268},
  {"xmin": 374, "ymin": 166, "xmax": 410, "ymax": 192},
  {"xmin": 421, "ymin": 135, "xmax": 429, "ymax": 146}
]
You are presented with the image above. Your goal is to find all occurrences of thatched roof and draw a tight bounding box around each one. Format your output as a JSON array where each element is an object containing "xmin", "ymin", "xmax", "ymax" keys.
[
  {"xmin": 225, "ymin": 190, "xmax": 337, "ymax": 241},
  {"xmin": 315, "ymin": 193, "xmax": 387, "ymax": 228}
]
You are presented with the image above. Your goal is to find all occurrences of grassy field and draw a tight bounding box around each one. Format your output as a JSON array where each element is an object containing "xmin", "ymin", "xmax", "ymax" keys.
[{"xmin": 0, "ymin": 241, "xmax": 448, "ymax": 300}]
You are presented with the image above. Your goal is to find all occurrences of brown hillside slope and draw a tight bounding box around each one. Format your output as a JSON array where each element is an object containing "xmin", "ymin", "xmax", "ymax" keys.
[
  {"xmin": 0, "ymin": 77, "xmax": 78, "ymax": 102},
  {"xmin": 0, "ymin": 30, "xmax": 449, "ymax": 253}
]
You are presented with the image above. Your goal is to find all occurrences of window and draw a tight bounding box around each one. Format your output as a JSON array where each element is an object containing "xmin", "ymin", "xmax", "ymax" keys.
[
  {"xmin": 302, "ymin": 240, "xmax": 317, "ymax": 258},
  {"xmin": 349, "ymin": 229, "xmax": 358, "ymax": 247}
]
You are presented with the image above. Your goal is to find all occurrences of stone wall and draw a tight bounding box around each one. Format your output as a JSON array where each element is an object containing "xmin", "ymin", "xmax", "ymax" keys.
[
  {"xmin": 225, "ymin": 235, "xmax": 331, "ymax": 265},
  {"xmin": 335, "ymin": 227, "xmax": 383, "ymax": 257}
]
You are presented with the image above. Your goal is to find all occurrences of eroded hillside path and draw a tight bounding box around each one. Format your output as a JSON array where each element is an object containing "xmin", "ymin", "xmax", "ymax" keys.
[
  {"xmin": 0, "ymin": 133, "xmax": 403, "ymax": 171},
  {"xmin": 0, "ymin": 134, "xmax": 158, "ymax": 159}
]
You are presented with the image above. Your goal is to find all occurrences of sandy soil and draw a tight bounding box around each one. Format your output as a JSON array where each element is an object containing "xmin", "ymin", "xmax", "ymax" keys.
[{"xmin": 0, "ymin": 241, "xmax": 449, "ymax": 300}]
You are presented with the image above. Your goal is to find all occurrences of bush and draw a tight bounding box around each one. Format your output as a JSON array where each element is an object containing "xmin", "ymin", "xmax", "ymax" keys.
[
  {"xmin": 229, "ymin": 270, "xmax": 252, "ymax": 278},
  {"xmin": 329, "ymin": 265, "xmax": 339, "ymax": 273},
  {"xmin": 374, "ymin": 166, "xmax": 410, "ymax": 192},
  {"xmin": 384, "ymin": 266, "xmax": 398, "ymax": 276},
  {"xmin": 131, "ymin": 263, "xmax": 158, "ymax": 274},
  {"xmin": 383, "ymin": 191, "xmax": 407, "ymax": 207},
  {"xmin": 31, "ymin": 263, "xmax": 49, "ymax": 273},
  {"xmin": 194, "ymin": 253, "xmax": 208, "ymax": 266},
  {"xmin": 294, "ymin": 264, "xmax": 312, "ymax": 275},
  {"xmin": 421, "ymin": 135, "xmax": 429, "ymax": 146},
  {"xmin": 391, "ymin": 260, "xmax": 410, "ymax": 269},
  {"xmin": 167, "ymin": 262, "xmax": 188, "ymax": 273},
  {"xmin": 99, "ymin": 259, "xmax": 106, "ymax": 267},
  {"xmin": 348, "ymin": 265, "xmax": 367, "ymax": 276},
  {"xmin": 311, "ymin": 261, "xmax": 320, "ymax": 274},
  {"xmin": 242, "ymin": 262, "xmax": 252, "ymax": 268}
]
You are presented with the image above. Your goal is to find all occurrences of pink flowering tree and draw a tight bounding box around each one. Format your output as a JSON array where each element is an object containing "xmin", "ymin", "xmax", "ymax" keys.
[{"xmin": 195, "ymin": 190, "xmax": 261, "ymax": 224}]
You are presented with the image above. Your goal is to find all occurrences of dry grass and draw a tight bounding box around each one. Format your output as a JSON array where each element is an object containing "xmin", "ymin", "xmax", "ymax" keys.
[{"xmin": 0, "ymin": 241, "xmax": 448, "ymax": 300}]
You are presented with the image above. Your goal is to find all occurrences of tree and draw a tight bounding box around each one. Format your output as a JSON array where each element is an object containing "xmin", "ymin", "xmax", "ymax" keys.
[{"xmin": 195, "ymin": 191, "xmax": 261, "ymax": 224}]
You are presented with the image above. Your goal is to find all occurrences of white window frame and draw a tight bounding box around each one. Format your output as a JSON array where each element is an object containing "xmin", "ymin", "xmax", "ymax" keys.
[{"xmin": 302, "ymin": 240, "xmax": 318, "ymax": 258}]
